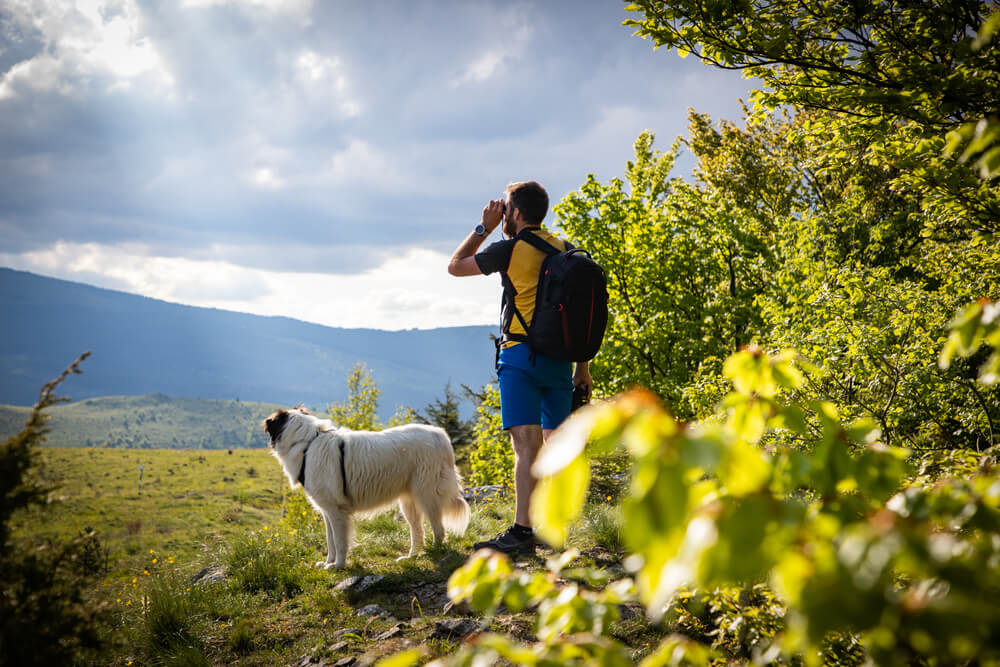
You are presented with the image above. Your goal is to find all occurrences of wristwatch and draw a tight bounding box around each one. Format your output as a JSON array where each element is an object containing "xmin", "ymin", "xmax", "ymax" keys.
[{"xmin": 473, "ymin": 224, "xmax": 488, "ymax": 237}]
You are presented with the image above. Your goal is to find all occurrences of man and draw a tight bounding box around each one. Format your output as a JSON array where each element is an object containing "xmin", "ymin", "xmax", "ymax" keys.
[{"xmin": 448, "ymin": 180, "xmax": 593, "ymax": 555}]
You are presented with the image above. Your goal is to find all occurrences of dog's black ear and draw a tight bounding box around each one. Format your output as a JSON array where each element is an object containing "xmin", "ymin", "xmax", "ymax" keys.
[{"xmin": 263, "ymin": 410, "xmax": 290, "ymax": 446}]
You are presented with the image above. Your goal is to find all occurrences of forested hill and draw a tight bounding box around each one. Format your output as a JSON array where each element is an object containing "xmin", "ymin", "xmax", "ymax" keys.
[
  {"xmin": 0, "ymin": 268, "xmax": 496, "ymax": 417},
  {"xmin": 0, "ymin": 395, "xmax": 283, "ymax": 449}
]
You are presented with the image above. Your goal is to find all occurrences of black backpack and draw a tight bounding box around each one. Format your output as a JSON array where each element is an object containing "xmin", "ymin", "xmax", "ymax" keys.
[{"xmin": 500, "ymin": 231, "xmax": 609, "ymax": 362}]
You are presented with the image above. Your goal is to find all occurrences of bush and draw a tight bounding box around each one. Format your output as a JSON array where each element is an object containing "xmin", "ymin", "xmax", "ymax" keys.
[
  {"xmin": 468, "ymin": 385, "xmax": 512, "ymax": 486},
  {"xmin": 0, "ymin": 353, "xmax": 111, "ymax": 666}
]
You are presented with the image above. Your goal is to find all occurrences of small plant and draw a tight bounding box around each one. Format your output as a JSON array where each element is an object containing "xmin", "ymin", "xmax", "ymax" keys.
[
  {"xmin": 141, "ymin": 574, "xmax": 201, "ymax": 652},
  {"xmin": 227, "ymin": 619, "xmax": 255, "ymax": 655},
  {"xmin": 225, "ymin": 528, "xmax": 305, "ymax": 597},
  {"xmin": 579, "ymin": 502, "xmax": 625, "ymax": 554}
]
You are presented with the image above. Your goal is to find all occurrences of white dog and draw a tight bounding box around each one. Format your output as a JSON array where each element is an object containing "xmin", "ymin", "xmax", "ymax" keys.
[{"xmin": 264, "ymin": 407, "xmax": 470, "ymax": 569}]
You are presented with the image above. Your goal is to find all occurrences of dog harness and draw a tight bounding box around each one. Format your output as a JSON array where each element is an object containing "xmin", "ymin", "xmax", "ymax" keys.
[
  {"xmin": 296, "ymin": 431, "xmax": 350, "ymax": 502},
  {"xmin": 297, "ymin": 432, "xmax": 322, "ymax": 487}
]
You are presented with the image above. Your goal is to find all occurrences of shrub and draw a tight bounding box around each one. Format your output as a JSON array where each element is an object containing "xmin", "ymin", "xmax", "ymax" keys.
[
  {"xmin": 0, "ymin": 353, "xmax": 111, "ymax": 666},
  {"xmin": 468, "ymin": 385, "xmax": 513, "ymax": 486}
]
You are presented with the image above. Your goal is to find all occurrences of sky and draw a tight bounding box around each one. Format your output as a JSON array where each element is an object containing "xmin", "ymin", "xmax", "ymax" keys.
[{"xmin": 0, "ymin": 0, "xmax": 752, "ymax": 331}]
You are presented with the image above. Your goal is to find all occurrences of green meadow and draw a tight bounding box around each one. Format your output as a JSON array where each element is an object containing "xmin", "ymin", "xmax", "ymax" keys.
[
  {"xmin": 14, "ymin": 446, "xmax": 637, "ymax": 666},
  {"xmin": 21, "ymin": 447, "xmax": 286, "ymax": 567}
]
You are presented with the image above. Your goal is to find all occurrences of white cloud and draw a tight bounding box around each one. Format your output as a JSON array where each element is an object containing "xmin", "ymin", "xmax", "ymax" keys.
[
  {"xmin": 323, "ymin": 138, "xmax": 410, "ymax": 191},
  {"xmin": 292, "ymin": 49, "xmax": 362, "ymax": 117},
  {"xmin": 0, "ymin": 0, "xmax": 175, "ymax": 99},
  {"xmin": 452, "ymin": 51, "xmax": 505, "ymax": 86},
  {"xmin": 249, "ymin": 166, "xmax": 285, "ymax": 190},
  {"xmin": 451, "ymin": 17, "xmax": 533, "ymax": 88},
  {"xmin": 180, "ymin": 0, "xmax": 313, "ymax": 18},
  {"xmin": 0, "ymin": 242, "xmax": 500, "ymax": 330}
]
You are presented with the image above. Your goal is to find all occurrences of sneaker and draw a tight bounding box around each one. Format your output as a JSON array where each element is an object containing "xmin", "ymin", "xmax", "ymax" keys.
[{"xmin": 473, "ymin": 525, "xmax": 537, "ymax": 556}]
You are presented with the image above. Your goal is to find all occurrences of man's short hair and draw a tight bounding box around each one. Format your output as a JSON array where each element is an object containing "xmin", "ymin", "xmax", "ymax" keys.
[{"xmin": 505, "ymin": 181, "xmax": 549, "ymax": 226}]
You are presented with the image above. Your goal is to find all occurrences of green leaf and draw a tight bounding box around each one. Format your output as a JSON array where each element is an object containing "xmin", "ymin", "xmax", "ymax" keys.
[
  {"xmin": 721, "ymin": 439, "xmax": 772, "ymax": 496},
  {"xmin": 374, "ymin": 649, "xmax": 424, "ymax": 667},
  {"xmin": 531, "ymin": 453, "xmax": 590, "ymax": 548}
]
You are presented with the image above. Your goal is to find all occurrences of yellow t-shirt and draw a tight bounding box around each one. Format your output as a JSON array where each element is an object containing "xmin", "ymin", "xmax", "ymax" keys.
[{"xmin": 474, "ymin": 228, "xmax": 570, "ymax": 347}]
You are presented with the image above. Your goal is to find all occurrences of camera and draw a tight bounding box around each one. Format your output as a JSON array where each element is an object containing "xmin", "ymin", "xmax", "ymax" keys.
[{"xmin": 571, "ymin": 384, "xmax": 590, "ymax": 412}]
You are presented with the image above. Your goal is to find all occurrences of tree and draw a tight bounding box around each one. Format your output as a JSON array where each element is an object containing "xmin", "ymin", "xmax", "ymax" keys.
[
  {"xmin": 417, "ymin": 381, "xmax": 475, "ymax": 471},
  {"xmin": 625, "ymin": 0, "xmax": 1000, "ymax": 235},
  {"xmin": 417, "ymin": 382, "xmax": 474, "ymax": 450},
  {"xmin": 555, "ymin": 130, "xmax": 776, "ymax": 416},
  {"xmin": 327, "ymin": 363, "xmax": 381, "ymax": 431}
]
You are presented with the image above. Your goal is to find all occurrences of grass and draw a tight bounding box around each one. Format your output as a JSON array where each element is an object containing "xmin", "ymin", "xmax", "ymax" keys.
[{"xmin": 16, "ymin": 446, "xmax": 645, "ymax": 665}]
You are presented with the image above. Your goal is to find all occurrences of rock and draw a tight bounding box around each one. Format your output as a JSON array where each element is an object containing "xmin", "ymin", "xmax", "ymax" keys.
[
  {"xmin": 430, "ymin": 618, "xmax": 484, "ymax": 640},
  {"xmin": 328, "ymin": 641, "xmax": 348, "ymax": 652},
  {"xmin": 358, "ymin": 604, "xmax": 391, "ymax": 619},
  {"xmin": 295, "ymin": 655, "xmax": 322, "ymax": 667},
  {"xmin": 373, "ymin": 624, "xmax": 405, "ymax": 641},
  {"xmin": 442, "ymin": 599, "xmax": 473, "ymax": 616},
  {"xmin": 333, "ymin": 628, "xmax": 364, "ymax": 639},
  {"xmin": 334, "ymin": 574, "xmax": 386, "ymax": 593},
  {"xmin": 463, "ymin": 485, "xmax": 505, "ymax": 503},
  {"xmin": 191, "ymin": 565, "xmax": 226, "ymax": 586},
  {"xmin": 332, "ymin": 658, "xmax": 356, "ymax": 667}
]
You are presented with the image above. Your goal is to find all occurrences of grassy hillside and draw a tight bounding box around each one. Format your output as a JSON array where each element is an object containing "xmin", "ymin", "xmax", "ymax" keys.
[
  {"xmin": 0, "ymin": 394, "xmax": 285, "ymax": 449},
  {"xmin": 15, "ymin": 447, "xmax": 637, "ymax": 666}
]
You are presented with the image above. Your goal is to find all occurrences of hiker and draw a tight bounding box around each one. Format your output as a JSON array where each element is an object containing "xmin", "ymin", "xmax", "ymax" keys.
[{"xmin": 448, "ymin": 180, "xmax": 595, "ymax": 556}]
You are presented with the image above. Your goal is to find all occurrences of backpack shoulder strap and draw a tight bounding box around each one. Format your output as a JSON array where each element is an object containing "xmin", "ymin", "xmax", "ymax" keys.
[{"xmin": 517, "ymin": 229, "xmax": 561, "ymax": 256}]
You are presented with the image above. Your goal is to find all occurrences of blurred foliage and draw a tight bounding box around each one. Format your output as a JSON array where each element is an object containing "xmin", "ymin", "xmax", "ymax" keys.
[
  {"xmin": 429, "ymin": 346, "xmax": 1000, "ymax": 665},
  {"xmin": 940, "ymin": 298, "xmax": 1000, "ymax": 385}
]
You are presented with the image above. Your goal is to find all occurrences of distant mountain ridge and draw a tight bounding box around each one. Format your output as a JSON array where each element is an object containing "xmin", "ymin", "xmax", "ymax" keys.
[{"xmin": 0, "ymin": 268, "xmax": 497, "ymax": 418}]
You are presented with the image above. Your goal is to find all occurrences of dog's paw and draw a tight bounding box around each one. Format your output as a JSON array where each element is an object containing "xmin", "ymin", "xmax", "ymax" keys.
[
  {"xmin": 396, "ymin": 554, "xmax": 414, "ymax": 562},
  {"xmin": 315, "ymin": 560, "xmax": 334, "ymax": 569}
]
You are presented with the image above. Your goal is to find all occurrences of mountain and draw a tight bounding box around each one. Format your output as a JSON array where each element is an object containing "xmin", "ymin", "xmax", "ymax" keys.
[{"xmin": 0, "ymin": 268, "xmax": 497, "ymax": 419}]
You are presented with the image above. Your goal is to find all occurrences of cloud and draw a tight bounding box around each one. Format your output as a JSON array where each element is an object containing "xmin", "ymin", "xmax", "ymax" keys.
[
  {"xmin": 0, "ymin": 0, "xmax": 175, "ymax": 100},
  {"xmin": 0, "ymin": 0, "xmax": 755, "ymax": 329}
]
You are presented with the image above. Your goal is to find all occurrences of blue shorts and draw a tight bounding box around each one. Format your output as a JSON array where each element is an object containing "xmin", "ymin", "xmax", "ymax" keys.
[{"xmin": 497, "ymin": 343, "xmax": 573, "ymax": 430}]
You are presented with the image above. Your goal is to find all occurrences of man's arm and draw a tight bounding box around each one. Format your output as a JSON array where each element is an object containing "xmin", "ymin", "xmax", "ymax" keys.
[{"xmin": 447, "ymin": 198, "xmax": 505, "ymax": 276}]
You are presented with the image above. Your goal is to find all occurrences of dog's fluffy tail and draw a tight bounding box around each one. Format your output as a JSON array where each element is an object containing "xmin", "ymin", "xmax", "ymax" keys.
[
  {"xmin": 431, "ymin": 429, "xmax": 470, "ymax": 536},
  {"xmin": 441, "ymin": 470, "xmax": 471, "ymax": 536}
]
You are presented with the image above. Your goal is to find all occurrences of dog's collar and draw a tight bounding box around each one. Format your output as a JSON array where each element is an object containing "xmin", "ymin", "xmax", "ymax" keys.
[{"xmin": 296, "ymin": 431, "xmax": 324, "ymax": 488}]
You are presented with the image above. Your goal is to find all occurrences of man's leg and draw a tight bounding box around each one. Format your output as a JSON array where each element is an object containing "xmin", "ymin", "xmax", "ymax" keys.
[{"xmin": 510, "ymin": 424, "xmax": 544, "ymax": 527}]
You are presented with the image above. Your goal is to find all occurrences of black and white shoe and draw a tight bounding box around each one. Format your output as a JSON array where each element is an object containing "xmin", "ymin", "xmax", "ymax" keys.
[{"xmin": 473, "ymin": 525, "xmax": 537, "ymax": 556}]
